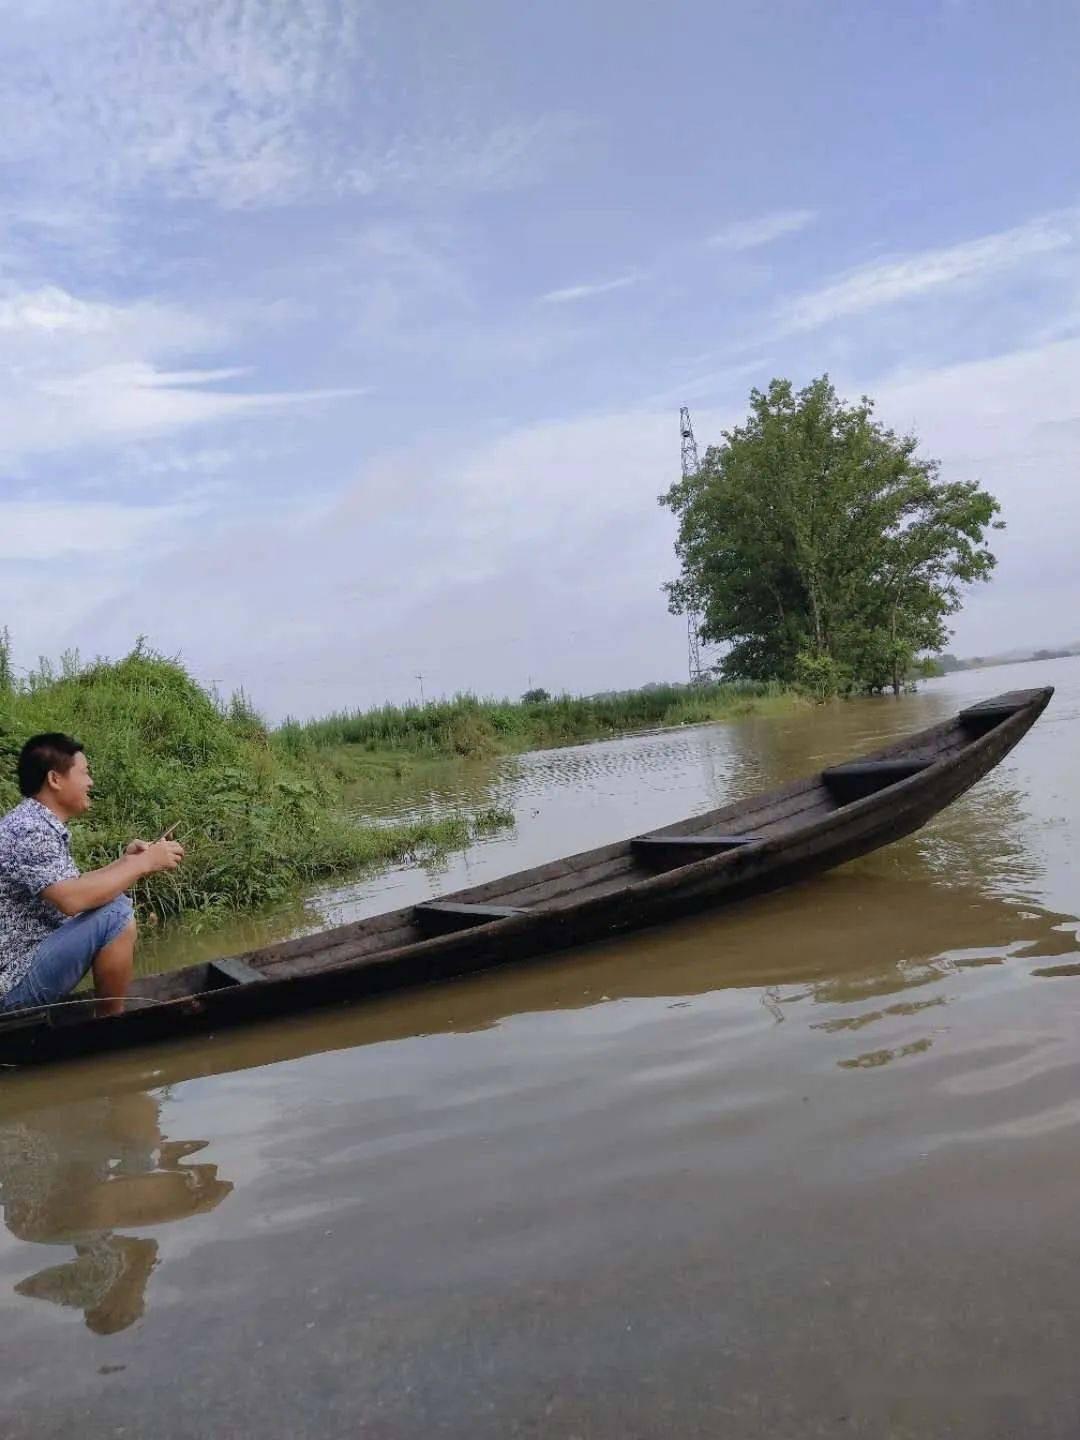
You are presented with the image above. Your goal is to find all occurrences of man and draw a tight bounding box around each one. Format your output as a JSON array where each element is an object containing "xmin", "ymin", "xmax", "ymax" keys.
[{"xmin": 0, "ymin": 733, "xmax": 183, "ymax": 1016}]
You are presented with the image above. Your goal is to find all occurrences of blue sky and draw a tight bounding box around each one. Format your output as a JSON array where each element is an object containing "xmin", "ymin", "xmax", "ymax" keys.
[{"xmin": 1, "ymin": 0, "xmax": 1078, "ymax": 718}]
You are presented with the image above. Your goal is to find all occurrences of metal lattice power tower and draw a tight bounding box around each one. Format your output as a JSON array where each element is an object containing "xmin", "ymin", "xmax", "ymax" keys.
[{"xmin": 679, "ymin": 407, "xmax": 706, "ymax": 684}]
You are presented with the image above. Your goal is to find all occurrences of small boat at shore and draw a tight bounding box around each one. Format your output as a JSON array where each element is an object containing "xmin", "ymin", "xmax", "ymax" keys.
[{"xmin": 0, "ymin": 687, "xmax": 1053, "ymax": 1069}]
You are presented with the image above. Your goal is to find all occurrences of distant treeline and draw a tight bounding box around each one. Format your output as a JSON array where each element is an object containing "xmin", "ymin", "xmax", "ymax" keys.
[{"xmin": 933, "ymin": 646, "xmax": 1080, "ymax": 674}]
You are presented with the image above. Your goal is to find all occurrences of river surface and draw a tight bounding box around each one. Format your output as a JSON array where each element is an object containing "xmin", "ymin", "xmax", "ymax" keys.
[{"xmin": 2, "ymin": 658, "xmax": 1080, "ymax": 1437}]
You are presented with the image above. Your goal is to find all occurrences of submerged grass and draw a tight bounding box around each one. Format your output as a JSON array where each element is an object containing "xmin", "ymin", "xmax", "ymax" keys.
[
  {"xmin": 282, "ymin": 679, "xmax": 800, "ymax": 764},
  {"xmin": 0, "ymin": 647, "xmax": 511, "ymax": 923}
]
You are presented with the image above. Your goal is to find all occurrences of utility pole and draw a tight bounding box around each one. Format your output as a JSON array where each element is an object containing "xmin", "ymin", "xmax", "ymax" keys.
[
  {"xmin": 415, "ymin": 672, "xmax": 426, "ymax": 705},
  {"xmin": 679, "ymin": 407, "xmax": 706, "ymax": 685}
]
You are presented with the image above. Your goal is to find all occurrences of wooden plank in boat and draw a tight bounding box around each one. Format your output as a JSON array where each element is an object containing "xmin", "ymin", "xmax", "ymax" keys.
[
  {"xmin": 631, "ymin": 834, "xmax": 760, "ymax": 865},
  {"xmin": 695, "ymin": 784, "xmax": 832, "ymax": 833},
  {"xmin": 959, "ymin": 692, "xmax": 1038, "ymax": 733},
  {"xmin": 209, "ymin": 956, "xmax": 267, "ymax": 986},
  {"xmin": 822, "ymin": 758, "xmax": 933, "ymax": 804},
  {"xmin": 960, "ymin": 691, "xmax": 1035, "ymax": 715},
  {"xmin": 506, "ymin": 789, "xmax": 827, "ymax": 906},
  {"xmin": 414, "ymin": 901, "xmax": 529, "ymax": 936}
]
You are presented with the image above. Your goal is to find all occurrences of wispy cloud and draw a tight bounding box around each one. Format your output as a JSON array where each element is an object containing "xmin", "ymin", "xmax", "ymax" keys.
[
  {"xmin": 0, "ymin": 286, "xmax": 213, "ymax": 345},
  {"xmin": 539, "ymin": 273, "xmax": 639, "ymax": 305},
  {"xmin": 783, "ymin": 212, "xmax": 1077, "ymax": 332},
  {"xmin": 341, "ymin": 117, "xmax": 583, "ymax": 202},
  {"xmin": 0, "ymin": 0, "xmax": 361, "ymax": 207},
  {"xmin": 0, "ymin": 2, "xmax": 577, "ymax": 211},
  {"xmin": 0, "ymin": 282, "xmax": 365, "ymax": 462},
  {"xmin": 707, "ymin": 209, "xmax": 817, "ymax": 252}
]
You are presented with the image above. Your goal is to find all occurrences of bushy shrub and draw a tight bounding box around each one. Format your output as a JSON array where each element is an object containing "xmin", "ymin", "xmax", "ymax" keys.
[{"xmin": 794, "ymin": 651, "xmax": 852, "ymax": 702}]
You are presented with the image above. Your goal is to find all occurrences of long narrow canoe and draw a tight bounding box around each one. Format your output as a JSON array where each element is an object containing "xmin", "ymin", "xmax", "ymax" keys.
[{"xmin": 0, "ymin": 687, "xmax": 1053, "ymax": 1069}]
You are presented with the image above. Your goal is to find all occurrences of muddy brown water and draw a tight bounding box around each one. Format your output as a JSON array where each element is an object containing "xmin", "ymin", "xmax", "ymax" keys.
[{"xmin": 2, "ymin": 658, "xmax": 1080, "ymax": 1438}]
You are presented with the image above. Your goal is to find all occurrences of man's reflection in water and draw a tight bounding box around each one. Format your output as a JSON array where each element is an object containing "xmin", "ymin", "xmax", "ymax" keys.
[{"xmin": 0, "ymin": 1090, "xmax": 232, "ymax": 1334}]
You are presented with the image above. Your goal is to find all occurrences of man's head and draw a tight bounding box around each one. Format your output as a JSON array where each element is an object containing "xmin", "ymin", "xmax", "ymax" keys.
[{"xmin": 17, "ymin": 733, "xmax": 93, "ymax": 818}]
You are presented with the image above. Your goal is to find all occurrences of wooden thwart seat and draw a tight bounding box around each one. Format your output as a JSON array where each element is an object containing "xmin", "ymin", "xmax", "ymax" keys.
[
  {"xmin": 414, "ymin": 901, "xmax": 529, "ymax": 936},
  {"xmin": 959, "ymin": 695, "xmax": 1026, "ymax": 735},
  {"xmin": 631, "ymin": 834, "xmax": 760, "ymax": 868},
  {"xmin": 822, "ymin": 758, "xmax": 933, "ymax": 804},
  {"xmin": 209, "ymin": 956, "xmax": 267, "ymax": 986}
]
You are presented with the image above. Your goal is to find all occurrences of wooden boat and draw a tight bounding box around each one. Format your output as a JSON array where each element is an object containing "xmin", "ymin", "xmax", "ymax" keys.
[{"xmin": 0, "ymin": 687, "xmax": 1053, "ymax": 1069}]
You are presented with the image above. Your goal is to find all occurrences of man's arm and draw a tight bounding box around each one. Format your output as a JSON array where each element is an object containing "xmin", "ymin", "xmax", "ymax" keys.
[{"xmin": 43, "ymin": 840, "xmax": 184, "ymax": 916}]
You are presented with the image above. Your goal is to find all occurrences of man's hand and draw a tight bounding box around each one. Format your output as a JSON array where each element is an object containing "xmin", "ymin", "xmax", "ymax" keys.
[
  {"xmin": 44, "ymin": 838, "xmax": 185, "ymax": 916},
  {"xmin": 124, "ymin": 839, "xmax": 151, "ymax": 856},
  {"xmin": 139, "ymin": 839, "xmax": 185, "ymax": 874}
]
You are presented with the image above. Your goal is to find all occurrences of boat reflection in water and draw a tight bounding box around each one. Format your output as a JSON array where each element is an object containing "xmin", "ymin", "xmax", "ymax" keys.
[{"xmin": 0, "ymin": 1091, "xmax": 231, "ymax": 1333}]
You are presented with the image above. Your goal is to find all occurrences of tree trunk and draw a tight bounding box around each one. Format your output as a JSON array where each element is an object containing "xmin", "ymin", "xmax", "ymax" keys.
[{"xmin": 808, "ymin": 582, "xmax": 825, "ymax": 654}]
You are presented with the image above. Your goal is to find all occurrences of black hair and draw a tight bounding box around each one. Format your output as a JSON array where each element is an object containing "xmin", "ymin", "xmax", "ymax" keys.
[{"xmin": 17, "ymin": 733, "xmax": 85, "ymax": 798}]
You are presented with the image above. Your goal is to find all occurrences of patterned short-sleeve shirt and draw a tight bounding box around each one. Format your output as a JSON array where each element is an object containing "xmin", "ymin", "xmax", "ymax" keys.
[{"xmin": 0, "ymin": 799, "xmax": 80, "ymax": 998}]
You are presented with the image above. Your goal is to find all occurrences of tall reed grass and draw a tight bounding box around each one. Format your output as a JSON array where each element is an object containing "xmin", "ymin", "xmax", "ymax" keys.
[{"xmin": 280, "ymin": 680, "xmax": 795, "ymax": 760}]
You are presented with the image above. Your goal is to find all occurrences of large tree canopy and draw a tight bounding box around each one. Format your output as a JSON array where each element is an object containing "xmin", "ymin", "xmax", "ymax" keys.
[{"xmin": 660, "ymin": 377, "xmax": 1001, "ymax": 695}]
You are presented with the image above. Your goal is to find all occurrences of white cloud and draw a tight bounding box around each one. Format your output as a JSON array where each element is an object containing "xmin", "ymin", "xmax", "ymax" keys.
[
  {"xmin": 783, "ymin": 212, "xmax": 1077, "ymax": 332},
  {"xmin": 874, "ymin": 336, "xmax": 1080, "ymax": 480},
  {"xmin": 707, "ymin": 209, "xmax": 817, "ymax": 252},
  {"xmin": 32, "ymin": 363, "xmax": 364, "ymax": 446},
  {"xmin": 43, "ymin": 365, "xmax": 253, "ymax": 393},
  {"xmin": 0, "ymin": 283, "xmax": 365, "ymax": 462},
  {"xmin": 0, "ymin": 286, "xmax": 214, "ymax": 348},
  {"xmin": 861, "ymin": 335, "xmax": 1080, "ymax": 652},
  {"xmin": 0, "ymin": 289, "xmax": 120, "ymax": 335},
  {"xmin": 540, "ymin": 273, "xmax": 639, "ymax": 305}
]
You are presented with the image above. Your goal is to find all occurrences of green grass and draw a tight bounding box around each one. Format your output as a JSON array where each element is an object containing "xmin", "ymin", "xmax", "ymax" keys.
[
  {"xmin": 0, "ymin": 637, "xmax": 800, "ymax": 928},
  {"xmin": 280, "ymin": 679, "xmax": 800, "ymax": 762},
  {"xmin": 0, "ymin": 646, "xmax": 512, "ymax": 923}
]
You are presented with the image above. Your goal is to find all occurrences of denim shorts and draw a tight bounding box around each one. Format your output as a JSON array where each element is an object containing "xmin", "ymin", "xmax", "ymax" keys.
[{"xmin": 0, "ymin": 895, "xmax": 134, "ymax": 1012}]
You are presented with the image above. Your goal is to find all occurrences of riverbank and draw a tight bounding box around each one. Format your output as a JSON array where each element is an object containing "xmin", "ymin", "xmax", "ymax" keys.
[{"xmin": 0, "ymin": 648, "xmax": 511, "ymax": 923}]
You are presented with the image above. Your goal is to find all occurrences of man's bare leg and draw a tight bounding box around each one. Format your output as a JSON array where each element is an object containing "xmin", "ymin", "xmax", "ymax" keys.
[{"xmin": 93, "ymin": 918, "xmax": 136, "ymax": 1017}]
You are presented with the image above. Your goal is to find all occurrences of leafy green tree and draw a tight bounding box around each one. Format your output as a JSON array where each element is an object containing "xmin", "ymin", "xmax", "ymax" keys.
[{"xmin": 660, "ymin": 377, "xmax": 1001, "ymax": 695}]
